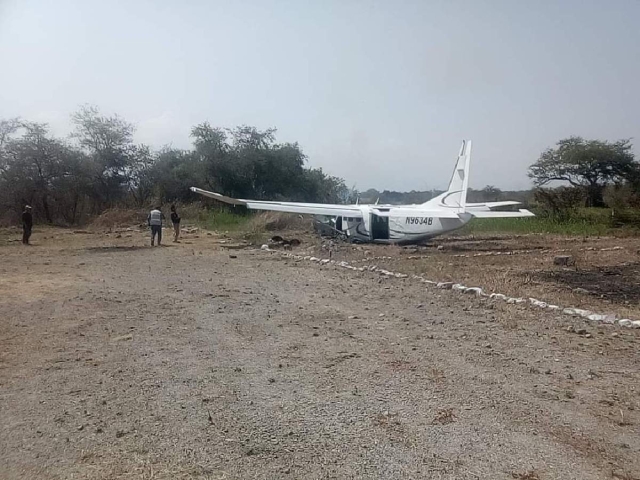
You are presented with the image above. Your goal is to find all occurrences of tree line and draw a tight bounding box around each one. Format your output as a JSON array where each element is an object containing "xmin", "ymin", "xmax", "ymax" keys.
[
  {"xmin": 0, "ymin": 106, "xmax": 353, "ymax": 225},
  {"xmin": 358, "ymin": 185, "xmax": 525, "ymax": 205},
  {"xmin": 1, "ymin": 106, "xmax": 638, "ymax": 226}
]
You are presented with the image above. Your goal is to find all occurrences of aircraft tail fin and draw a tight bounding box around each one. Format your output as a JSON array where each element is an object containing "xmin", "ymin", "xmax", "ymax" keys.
[{"xmin": 423, "ymin": 140, "xmax": 472, "ymax": 210}]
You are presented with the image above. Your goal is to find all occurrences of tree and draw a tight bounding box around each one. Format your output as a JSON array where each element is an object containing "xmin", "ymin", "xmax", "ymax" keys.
[
  {"xmin": 301, "ymin": 168, "xmax": 350, "ymax": 203},
  {"xmin": 71, "ymin": 105, "xmax": 137, "ymax": 208},
  {"xmin": 190, "ymin": 122, "xmax": 247, "ymax": 196},
  {"xmin": 528, "ymin": 137, "xmax": 637, "ymax": 207},
  {"xmin": 0, "ymin": 118, "xmax": 20, "ymax": 150},
  {"xmin": 0, "ymin": 121, "xmax": 92, "ymax": 224},
  {"xmin": 128, "ymin": 144, "xmax": 155, "ymax": 207},
  {"xmin": 150, "ymin": 148, "xmax": 204, "ymax": 204},
  {"xmin": 481, "ymin": 185, "xmax": 502, "ymax": 202},
  {"xmin": 190, "ymin": 123, "xmax": 332, "ymax": 202}
]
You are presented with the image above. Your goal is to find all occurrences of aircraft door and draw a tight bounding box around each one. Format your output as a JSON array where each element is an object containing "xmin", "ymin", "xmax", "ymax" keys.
[{"xmin": 371, "ymin": 214, "xmax": 389, "ymax": 240}]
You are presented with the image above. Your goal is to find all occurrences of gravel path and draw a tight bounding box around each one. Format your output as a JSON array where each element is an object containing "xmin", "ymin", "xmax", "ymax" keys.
[{"xmin": 1, "ymin": 230, "xmax": 639, "ymax": 479}]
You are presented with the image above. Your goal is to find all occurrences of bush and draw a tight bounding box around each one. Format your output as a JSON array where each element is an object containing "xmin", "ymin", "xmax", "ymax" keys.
[{"xmin": 533, "ymin": 187, "xmax": 585, "ymax": 221}]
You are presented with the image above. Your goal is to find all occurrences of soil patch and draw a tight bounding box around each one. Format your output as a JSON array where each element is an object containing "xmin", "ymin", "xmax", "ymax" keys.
[
  {"xmin": 532, "ymin": 262, "xmax": 640, "ymax": 303},
  {"xmin": 85, "ymin": 245, "xmax": 148, "ymax": 252}
]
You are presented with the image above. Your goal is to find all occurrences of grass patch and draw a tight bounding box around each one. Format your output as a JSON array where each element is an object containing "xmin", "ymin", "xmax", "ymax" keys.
[
  {"xmin": 460, "ymin": 208, "xmax": 634, "ymax": 236},
  {"xmin": 193, "ymin": 209, "xmax": 253, "ymax": 231},
  {"xmin": 461, "ymin": 216, "xmax": 611, "ymax": 236},
  {"xmin": 188, "ymin": 209, "xmax": 308, "ymax": 236}
]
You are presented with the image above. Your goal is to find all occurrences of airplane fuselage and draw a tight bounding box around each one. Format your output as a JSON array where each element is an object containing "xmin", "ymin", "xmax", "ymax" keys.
[{"xmin": 323, "ymin": 206, "xmax": 473, "ymax": 244}]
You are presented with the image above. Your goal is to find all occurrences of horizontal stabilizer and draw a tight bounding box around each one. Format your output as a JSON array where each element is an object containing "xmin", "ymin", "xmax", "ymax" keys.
[
  {"xmin": 468, "ymin": 209, "xmax": 535, "ymax": 218},
  {"xmin": 465, "ymin": 201, "xmax": 521, "ymax": 209}
]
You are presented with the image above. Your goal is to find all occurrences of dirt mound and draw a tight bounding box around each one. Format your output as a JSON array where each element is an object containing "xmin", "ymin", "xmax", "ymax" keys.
[
  {"xmin": 90, "ymin": 208, "xmax": 146, "ymax": 230},
  {"xmin": 248, "ymin": 212, "xmax": 309, "ymax": 232}
]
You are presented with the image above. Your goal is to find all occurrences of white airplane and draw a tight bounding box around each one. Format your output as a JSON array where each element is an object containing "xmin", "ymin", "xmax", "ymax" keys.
[{"xmin": 190, "ymin": 140, "xmax": 534, "ymax": 244}]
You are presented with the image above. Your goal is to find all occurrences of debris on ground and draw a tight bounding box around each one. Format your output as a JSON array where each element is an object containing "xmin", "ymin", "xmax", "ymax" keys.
[
  {"xmin": 268, "ymin": 236, "xmax": 301, "ymax": 249},
  {"xmin": 554, "ymin": 255, "xmax": 575, "ymax": 266},
  {"xmin": 220, "ymin": 243, "xmax": 249, "ymax": 250},
  {"xmin": 111, "ymin": 333, "xmax": 133, "ymax": 342}
]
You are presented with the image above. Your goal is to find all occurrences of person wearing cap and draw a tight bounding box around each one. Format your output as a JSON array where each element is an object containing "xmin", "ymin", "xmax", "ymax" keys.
[
  {"xmin": 147, "ymin": 206, "xmax": 165, "ymax": 246},
  {"xmin": 22, "ymin": 205, "xmax": 33, "ymax": 245}
]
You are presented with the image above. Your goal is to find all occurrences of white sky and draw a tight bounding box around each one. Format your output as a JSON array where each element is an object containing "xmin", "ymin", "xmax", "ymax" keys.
[{"xmin": 1, "ymin": 0, "xmax": 638, "ymax": 191}]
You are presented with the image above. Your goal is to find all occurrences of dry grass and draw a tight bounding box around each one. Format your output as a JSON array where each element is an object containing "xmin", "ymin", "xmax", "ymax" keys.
[
  {"xmin": 373, "ymin": 411, "xmax": 405, "ymax": 434},
  {"xmin": 616, "ymin": 409, "xmax": 634, "ymax": 427},
  {"xmin": 246, "ymin": 212, "xmax": 309, "ymax": 232},
  {"xmin": 427, "ymin": 367, "xmax": 446, "ymax": 383},
  {"xmin": 90, "ymin": 208, "xmax": 147, "ymax": 230},
  {"xmin": 172, "ymin": 202, "xmax": 207, "ymax": 222},
  {"xmin": 511, "ymin": 471, "xmax": 540, "ymax": 480},
  {"xmin": 432, "ymin": 408, "xmax": 456, "ymax": 425}
]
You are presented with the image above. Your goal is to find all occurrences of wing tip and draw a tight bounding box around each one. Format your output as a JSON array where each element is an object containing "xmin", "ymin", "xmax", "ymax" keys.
[{"xmin": 190, "ymin": 187, "xmax": 246, "ymax": 206}]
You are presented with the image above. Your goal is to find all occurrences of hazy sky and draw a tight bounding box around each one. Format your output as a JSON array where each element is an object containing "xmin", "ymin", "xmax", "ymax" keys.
[{"xmin": 1, "ymin": 0, "xmax": 638, "ymax": 192}]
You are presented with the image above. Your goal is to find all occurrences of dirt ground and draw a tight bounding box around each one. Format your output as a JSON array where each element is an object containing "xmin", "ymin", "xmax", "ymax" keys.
[
  {"xmin": 314, "ymin": 233, "xmax": 640, "ymax": 321},
  {"xmin": 1, "ymin": 225, "xmax": 639, "ymax": 479}
]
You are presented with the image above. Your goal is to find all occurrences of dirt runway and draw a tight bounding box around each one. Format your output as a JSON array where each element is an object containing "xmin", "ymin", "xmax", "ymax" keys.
[{"xmin": 1, "ymin": 227, "xmax": 639, "ymax": 479}]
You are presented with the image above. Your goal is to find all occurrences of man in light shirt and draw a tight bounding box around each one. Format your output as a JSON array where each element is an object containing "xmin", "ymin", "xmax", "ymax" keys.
[{"xmin": 147, "ymin": 206, "xmax": 165, "ymax": 246}]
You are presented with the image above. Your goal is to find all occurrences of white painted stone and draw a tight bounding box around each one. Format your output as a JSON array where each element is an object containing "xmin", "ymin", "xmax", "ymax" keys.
[
  {"xmin": 529, "ymin": 298, "xmax": 548, "ymax": 308},
  {"xmin": 464, "ymin": 287, "xmax": 484, "ymax": 296}
]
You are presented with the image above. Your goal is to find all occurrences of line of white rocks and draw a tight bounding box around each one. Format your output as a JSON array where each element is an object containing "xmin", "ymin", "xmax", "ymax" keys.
[{"xmin": 260, "ymin": 245, "xmax": 640, "ymax": 329}]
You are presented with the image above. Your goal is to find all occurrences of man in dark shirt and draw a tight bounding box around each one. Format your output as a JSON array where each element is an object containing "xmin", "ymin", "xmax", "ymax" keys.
[
  {"xmin": 170, "ymin": 204, "xmax": 181, "ymax": 243},
  {"xmin": 22, "ymin": 205, "xmax": 33, "ymax": 245}
]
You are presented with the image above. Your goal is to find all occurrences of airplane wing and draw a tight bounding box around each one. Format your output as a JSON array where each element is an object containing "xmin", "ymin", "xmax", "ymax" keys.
[
  {"xmin": 468, "ymin": 209, "xmax": 535, "ymax": 218},
  {"xmin": 190, "ymin": 187, "xmax": 362, "ymax": 217}
]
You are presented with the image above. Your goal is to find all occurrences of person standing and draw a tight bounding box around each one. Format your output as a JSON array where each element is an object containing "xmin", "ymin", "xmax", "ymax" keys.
[
  {"xmin": 147, "ymin": 206, "xmax": 165, "ymax": 246},
  {"xmin": 170, "ymin": 204, "xmax": 181, "ymax": 243},
  {"xmin": 22, "ymin": 205, "xmax": 33, "ymax": 245}
]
